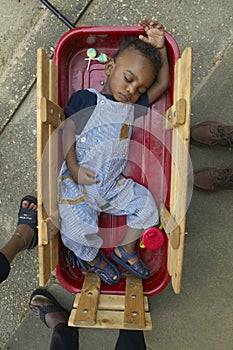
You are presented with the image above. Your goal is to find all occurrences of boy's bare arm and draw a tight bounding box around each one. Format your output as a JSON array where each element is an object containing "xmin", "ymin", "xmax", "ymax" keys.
[
  {"xmin": 63, "ymin": 118, "xmax": 98, "ymax": 185},
  {"xmin": 139, "ymin": 19, "xmax": 170, "ymax": 105}
]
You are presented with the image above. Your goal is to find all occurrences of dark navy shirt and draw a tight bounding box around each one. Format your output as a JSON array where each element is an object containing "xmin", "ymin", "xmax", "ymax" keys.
[{"xmin": 64, "ymin": 89, "xmax": 149, "ymax": 135}]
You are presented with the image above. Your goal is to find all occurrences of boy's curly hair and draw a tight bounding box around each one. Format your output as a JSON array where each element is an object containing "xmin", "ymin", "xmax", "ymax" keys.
[{"xmin": 113, "ymin": 36, "xmax": 162, "ymax": 76}]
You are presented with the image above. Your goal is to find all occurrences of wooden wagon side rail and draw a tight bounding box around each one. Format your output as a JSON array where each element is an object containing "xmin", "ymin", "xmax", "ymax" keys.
[
  {"xmin": 162, "ymin": 47, "xmax": 192, "ymax": 294},
  {"xmin": 37, "ymin": 48, "xmax": 65, "ymax": 286}
]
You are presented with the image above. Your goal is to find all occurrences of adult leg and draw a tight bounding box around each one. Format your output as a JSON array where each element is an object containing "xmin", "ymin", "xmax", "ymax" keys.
[
  {"xmin": 115, "ymin": 330, "xmax": 147, "ymax": 350},
  {"xmin": 50, "ymin": 323, "xmax": 79, "ymax": 350},
  {"xmin": 30, "ymin": 288, "xmax": 79, "ymax": 350},
  {"xmin": 0, "ymin": 252, "xmax": 11, "ymax": 283}
]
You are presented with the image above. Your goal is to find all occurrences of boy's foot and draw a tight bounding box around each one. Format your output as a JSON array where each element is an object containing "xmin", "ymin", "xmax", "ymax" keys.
[
  {"xmin": 14, "ymin": 195, "xmax": 38, "ymax": 250},
  {"xmin": 191, "ymin": 121, "xmax": 233, "ymax": 148},
  {"xmin": 76, "ymin": 250, "xmax": 121, "ymax": 285},
  {"xmin": 29, "ymin": 288, "xmax": 69, "ymax": 329},
  {"xmin": 111, "ymin": 246, "xmax": 150, "ymax": 280}
]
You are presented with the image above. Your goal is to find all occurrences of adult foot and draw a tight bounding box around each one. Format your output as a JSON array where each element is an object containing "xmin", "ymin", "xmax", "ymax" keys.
[
  {"xmin": 111, "ymin": 246, "xmax": 150, "ymax": 279},
  {"xmin": 14, "ymin": 195, "xmax": 38, "ymax": 250},
  {"xmin": 0, "ymin": 196, "xmax": 38, "ymax": 265},
  {"xmin": 29, "ymin": 288, "xmax": 69, "ymax": 329},
  {"xmin": 194, "ymin": 168, "xmax": 233, "ymax": 191},
  {"xmin": 191, "ymin": 121, "xmax": 233, "ymax": 148}
]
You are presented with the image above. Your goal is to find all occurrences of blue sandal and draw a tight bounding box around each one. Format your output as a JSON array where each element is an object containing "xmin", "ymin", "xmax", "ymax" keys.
[
  {"xmin": 75, "ymin": 250, "xmax": 121, "ymax": 285},
  {"xmin": 17, "ymin": 195, "xmax": 38, "ymax": 249},
  {"xmin": 111, "ymin": 246, "xmax": 150, "ymax": 280}
]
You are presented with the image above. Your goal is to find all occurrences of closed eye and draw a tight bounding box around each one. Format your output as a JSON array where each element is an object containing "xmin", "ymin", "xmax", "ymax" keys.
[{"xmin": 124, "ymin": 74, "xmax": 132, "ymax": 83}]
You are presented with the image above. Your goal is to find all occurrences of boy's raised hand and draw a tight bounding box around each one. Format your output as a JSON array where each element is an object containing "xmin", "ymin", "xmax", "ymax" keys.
[{"xmin": 139, "ymin": 18, "xmax": 165, "ymax": 49}]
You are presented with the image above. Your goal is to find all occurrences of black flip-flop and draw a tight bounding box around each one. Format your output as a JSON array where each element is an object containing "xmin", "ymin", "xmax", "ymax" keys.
[
  {"xmin": 29, "ymin": 288, "xmax": 69, "ymax": 328},
  {"xmin": 17, "ymin": 195, "xmax": 38, "ymax": 249}
]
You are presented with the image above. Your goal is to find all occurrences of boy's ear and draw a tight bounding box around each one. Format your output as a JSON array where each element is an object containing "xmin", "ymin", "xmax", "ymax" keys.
[{"xmin": 105, "ymin": 58, "xmax": 115, "ymax": 76}]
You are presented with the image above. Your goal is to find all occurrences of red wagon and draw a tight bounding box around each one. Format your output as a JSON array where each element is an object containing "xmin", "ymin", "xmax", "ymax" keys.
[{"xmin": 37, "ymin": 13, "xmax": 192, "ymax": 330}]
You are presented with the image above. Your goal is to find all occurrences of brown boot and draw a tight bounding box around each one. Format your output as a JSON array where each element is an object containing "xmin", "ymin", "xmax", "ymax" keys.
[
  {"xmin": 191, "ymin": 121, "xmax": 233, "ymax": 147},
  {"xmin": 194, "ymin": 168, "xmax": 233, "ymax": 191}
]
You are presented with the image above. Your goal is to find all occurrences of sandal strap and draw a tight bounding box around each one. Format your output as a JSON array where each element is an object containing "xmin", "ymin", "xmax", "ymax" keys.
[
  {"xmin": 91, "ymin": 251, "xmax": 116, "ymax": 274},
  {"xmin": 94, "ymin": 250, "xmax": 105, "ymax": 269},
  {"xmin": 39, "ymin": 305, "xmax": 64, "ymax": 327},
  {"xmin": 17, "ymin": 196, "xmax": 38, "ymax": 249},
  {"xmin": 14, "ymin": 231, "xmax": 28, "ymax": 249},
  {"xmin": 18, "ymin": 195, "xmax": 38, "ymax": 228},
  {"xmin": 117, "ymin": 246, "xmax": 138, "ymax": 262},
  {"xmin": 111, "ymin": 246, "xmax": 150, "ymax": 279},
  {"xmin": 18, "ymin": 207, "xmax": 37, "ymax": 227},
  {"xmin": 129, "ymin": 260, "xmax": 147, "ymax": 274},
  {"xmin": 90, "ymin": 251, "xmax": 120, "ymax": 285},
  {"xmin": 29, "ymin": 288, "xmax": 68, "ymax": 328},
  {"xmin": 76, "ymin": 256, "xmax": 88, "ymax": 271}
]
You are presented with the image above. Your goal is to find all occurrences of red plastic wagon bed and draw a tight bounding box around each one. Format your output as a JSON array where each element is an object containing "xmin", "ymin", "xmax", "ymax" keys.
[{"xmin": 36, "ymin": 25, "xmax": 192, "ymax": 330}]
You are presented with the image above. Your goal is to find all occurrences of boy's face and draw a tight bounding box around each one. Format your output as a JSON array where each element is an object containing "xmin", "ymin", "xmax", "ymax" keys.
[{"xmin": 102, "ymin": 48, "xmax": 156, "ymax": 104}]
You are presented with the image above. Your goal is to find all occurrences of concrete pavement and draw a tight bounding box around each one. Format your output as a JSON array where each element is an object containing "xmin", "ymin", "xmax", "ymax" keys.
[{"xmin": 0, "ymin": 1, "xmax": 232, "ymax": 349}]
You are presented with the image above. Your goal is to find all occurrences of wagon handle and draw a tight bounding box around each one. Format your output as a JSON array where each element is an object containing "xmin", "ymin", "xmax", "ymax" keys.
[{"xmin": 39, "ymin": 0, "xmax": 76, "ymax": 29}]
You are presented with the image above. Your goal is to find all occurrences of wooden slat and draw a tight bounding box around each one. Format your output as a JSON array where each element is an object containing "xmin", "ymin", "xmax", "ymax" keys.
[
  {"xmin": 50, "ymin": 233, "xmax": 58, "ymax": 273},
  {"xmin": 37, "ymin": 48, "xmax": 50, "ymax": 286},
  {"xmin": 49, "ymin": 59, "xmax": 58, "ymax": 104},
  {"xmin": 176, "ymin": 98, "xmax": 186, "ymax": 125},
  {"xmin": 164, "ymin": 98, "xmax": 186, "ymax": 129},
  {"xmin": 41, "ymin": 97, "xmax": 64, "ymax": 126},
  {"xmin": 48, "ymin": 59, "xmax": 60, "ymax": 266},
  {"xmin": 168, "ymin": 47, "xmax": 192, "ymax": 294},
  {"xmin": 124, "ymin": 275, "xmax": 145, "ymax": 328},
  {"xmin": 69, "ymin": 309, "xmax": 152, "ymax": 330},
  {"xmin": 69, "ymin": 274, "xmax": 152, "ymax": 330},
  {"xmin": 160, "ymin": 204, "xmax": 180, "ymax": 249},
  {"xmin": 41, "ymin": 218, "xmax": 59, "ymax": 245},
  {"xmin": 73, "ymin": 294, "xmax": 150, "ymax": 311},
  {"xmin": 70, "ymin": 273, "xmax": 100, "ymax": 326},
  {"xmin": 37, "ymin": 48, "xmax": 50, "ymax": 231},
  {"xmin": 37, "ymin": 48, "xmax": 60, "ymax": 286}
]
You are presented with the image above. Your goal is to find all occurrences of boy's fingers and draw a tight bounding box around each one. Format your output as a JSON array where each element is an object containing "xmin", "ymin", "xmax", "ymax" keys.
[
  {"xmin": 88, "ymin": 178, "xmax": 100, "ymax": 184},
  {"xmin": 138, "ymin": 35, "xmax": 149, "ymax": 43},
  {"xmin": 84, "ymin": 168, "xmax": 96, "ymax": 177},
  {"xmin": 86, "ymin": 170, "xmax": 99, "ymax": 183}
]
